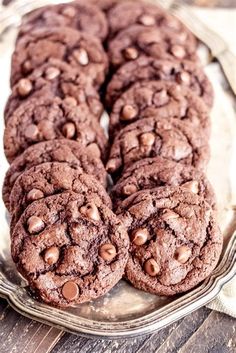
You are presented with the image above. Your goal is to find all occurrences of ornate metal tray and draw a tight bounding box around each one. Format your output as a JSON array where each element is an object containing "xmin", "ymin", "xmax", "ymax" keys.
[{"xmin": 0, "ymin": 0, "xmax": 235, "ymax": 338}]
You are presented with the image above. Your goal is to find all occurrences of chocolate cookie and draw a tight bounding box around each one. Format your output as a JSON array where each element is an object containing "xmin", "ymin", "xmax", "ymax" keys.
[
  {"xmin": 111, "ymin": 157, "xmax": 216, "ymax": 210},
  {"xmin": 108, "ymin": 24, "xmax": 198, "ymax": 69},
  {"xmin": 117, "ymin": 186, "xmax": 222, "ymax": 296},
  {"xmin": 107, "ymin": 1, "xmax": 197, "ymax": 43},
  {"xmin": 9, "ymin": 162, "xmax": 111, "ymax": 228},
  {"xmin": 106, "ymin": 56, "xmax": 213, "ymax": 109},
  {"xmin": 11, "ymin": 192, "xmax": 129, "ymax": 307},
  {"xmin": 18, "ymin": 2, "xmax": 108, "ymax": 41},
  {"xmin": 5, "ymin": 59, "xmax": 103, "ymax": 121},
  {"xmin": 11, "ymin": 27, "xmax": 108, "ymax": 88},
  {"xmin": 109, "ymin": 80, "xmax": 210, "ymax": 140},
  {"xmin": 4, "ymin": 95, "xmax": 107, "ymax": 163},
  {"xmin": 3, "ymin": 140, "xmax": 108, "ymax": 211},
  {"xmin": 106, "ymin": 117, "xmax": 210, "ymax": 177}
]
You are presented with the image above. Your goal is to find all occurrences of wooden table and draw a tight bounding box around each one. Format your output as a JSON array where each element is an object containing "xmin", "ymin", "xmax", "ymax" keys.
[{"xmin": 0, "ymin": 1, "xmax": 236, "ymax": 352}]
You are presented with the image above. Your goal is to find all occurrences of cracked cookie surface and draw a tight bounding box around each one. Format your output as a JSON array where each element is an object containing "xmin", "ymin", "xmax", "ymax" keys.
[
  {"xmin": 9, "ymin": 162, "xmax": 111, "ymax": 228},
  {"xmin": 106, "ymin": 117, "xmax": 210, "ymax": 177},
  {"xmin": 11, "ymin": 27, "xmax": 108, "ymax": 88},
  {"xmin": 111, "ymin": 156, "xmax": 215, "ymax": 210},
  {"xmin": 106, "ymin": 56, "xmax": 213, "ymax": 109},
  {"xmin": 4, "ymin": 95, "xmax": 107, "ymax": 163},
  {"xmin": 108, "ymin": 24, "xmax": 198, "ymax": 69},
  {"xmin": 117, "ymin": 186, "xmax": 222, "ymax": 296},
  {"xmin": 109, "ymin": 80, "xmax": 210, "ymax": 139},
  {"xmin": 11, "ymin": 192, "xmax": 129, "ymax": 307},
  {"xmin": 5, "ymin": 59, "xmax": 103, "ymax": 121},
  {"xmin": 3, "ymin": 140, "xmax": 108, "ymax": 211},
  {"xmin": 107, "ymin": 1, "xmax": 197, "ymax": 43},
  {"xmin": 18, "ymin": 2, "xmax": 108, "ymax": 41}
]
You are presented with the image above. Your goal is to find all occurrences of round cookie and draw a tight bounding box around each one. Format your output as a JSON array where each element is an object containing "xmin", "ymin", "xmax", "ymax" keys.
[
  {"xmin": 9, "ymin": 162, "xmax": 112, "ymax": 228},
  {"xmin": 117, "ymin": 186, "xmax": 222, "ymax": 296},
  {"xmin": 108, "ymin": 80, "xmax": 210, "ymax": 140},
  {"xmin": 106, "ymin": 117, "xmax": 210, "ymax": 177},
  {"xmin": 3, "ymin": 140, "xmax": 108, "ymax": 211},
  {"xmin": 18, "ymin": 2, "xmax": 108, "ymax": 41},
  {"xmin": 5, "ymin": 59, "xmax": 103, "ymax": 121},
  {"xmin": 106, "ymin": 56, "xmax": 213, "ymax": 109},
  {"xmin": 4, "ymin": 95, "xmax": 107, "ymax": 163},
  {"xmin": 11, "ymin": 27, "xmax": 108, "ymax": 88},
  {"xmin": 107, "ymin": 1, "xmax": 197, "ymax": 42},
  {"xmin": 11, "ymin": 192, "xmax": 129, "ymax": 307},
  {"xmin": 111, "ymin": 157, "xmax": 216, "ymax": 210},
  {"xmin": 108, "ymin": 24, "xmax": 198, "ymax": 69}
]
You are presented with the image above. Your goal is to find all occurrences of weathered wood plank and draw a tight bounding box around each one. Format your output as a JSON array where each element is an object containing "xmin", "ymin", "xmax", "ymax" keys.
[
  {"xmin": 0, "ymin": 299, "xmax": 62, "ymax": 353},
  {"xmin": 179, "ymin": 311, "xmax": 236, "ymax": 353}
]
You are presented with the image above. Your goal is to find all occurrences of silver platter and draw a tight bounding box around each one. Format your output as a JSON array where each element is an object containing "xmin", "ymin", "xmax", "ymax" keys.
[{"xmin": 0, "ymin": 0, "xmax": 235, "ymax": 338}]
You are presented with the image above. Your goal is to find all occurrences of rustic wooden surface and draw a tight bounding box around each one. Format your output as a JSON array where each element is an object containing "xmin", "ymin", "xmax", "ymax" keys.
[
  {"xmin": 0, "ymin": 298, "xmax": 235, "ymax": 353},
  {"xmin": 0, "ymin": 0, "xmax": 236, "ymax": 353}
]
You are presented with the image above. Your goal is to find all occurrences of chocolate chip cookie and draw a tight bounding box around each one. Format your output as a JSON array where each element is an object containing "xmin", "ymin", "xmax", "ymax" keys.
[
  {"xmin": 109, "ymin": 80, "xmax": 210, "ymax": 140},
  {"xmin": 5, "ymin": 59, "xmax": 103, "ymax": 121},
  {"xmin": 18, "ymin": 2, "xmax": 108, "ymax": 41},
  {"xmin": 108, "ymin": 24, "xmax": 198, "ymax": 69},
  {"xmin": 4, "ymin": 95, "xmax": 107, "ymax": 163},
  {"xmin": 11, "ymin": 27, "xmax": 108, "ymax": 88},
  {"xmin": 3, "ymin": 140, "xmax": 108, "ymax": 211},
  {"xmin": 106, "ymin": 117, "xmax": 210, "ymax": 177},
  {"xmin": 107, "ymin": 1, "xmax": 197, "ymax": 44},
  {"xmin": 11, "ymin": 192, "xmax": 129, "ymax": 307},
  {"xmin": 9, "ymin": 162, "xmax": 111, "ymax": 228},
  {"xmin": 106, "ymin": 56, "xmax": 213, "ymax": 109},
  {"xmin": 117, "ymin": 186, "xmax": 222, "ymax": 296},
  {"xmin": 111, "ymin": 156, "xmax": 216, "ymax": 210}
]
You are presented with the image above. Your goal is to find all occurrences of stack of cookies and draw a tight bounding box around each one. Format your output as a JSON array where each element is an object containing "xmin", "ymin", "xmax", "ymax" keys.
[
  {"xmin": 2, "ymin": 2, "xmax": 130, "ymax": 308},
  {"xmin": 105, "ymin": 1, "xmax": 223, "ymax": 296},
  {"xmin": 1, "ymin": 0, "xmax": 223, "ymax": 307}
]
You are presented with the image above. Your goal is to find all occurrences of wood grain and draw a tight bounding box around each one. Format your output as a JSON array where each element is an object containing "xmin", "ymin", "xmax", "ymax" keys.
[{"xmin": 1, "ymin": 298, "xmax": 235, "ymax": 353}]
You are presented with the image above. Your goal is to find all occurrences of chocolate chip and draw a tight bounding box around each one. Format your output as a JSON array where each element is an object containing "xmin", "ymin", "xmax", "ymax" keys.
[
  {"xmin": 121, "ymin": 105, "xmax": 137, "ymax": 121},
  {"xmin": 153, "ymin": 89, "xmax": 169, "ymax": 107},
  {"xmin": 25, "ymin": 124, "xmax": 39, "ymax": 140},
  {"xmin": 182, "ymin": 180, "xmax": 199, "ymax": 194},
  {"xmin": 175, "ymin": 245, "xmax": 191, "ymax": 264},
  {"xmin": 131, "ymin": 228, "xmax": 149, "ymax": 245},
  {"xmin": 106, "ymin": 159, "xmax": 117, "ymax": 173},
  {"xmin": 177, "ymin": 71, "xmax": 191, "ymax": 85},
  {"xmin": 122, "ymin": 184, "xmax": 138, "ymax": 196},
  {"xmin": 27, "ymin": 188, "xmax": 44, "ymax": 201},
  {"xmin": 62, "ymin": 6, "xmax": 76, "ymax": 17},
  {"xmin": 44, "ymin": 246, "xmax": 60, "ymax": 265},
  {"xmin": 73, "ymin": 48, "xmax": 89, "ymax": 66},
  {"xmin": 62, "ymin": 281, "xmax": 79, "ymax": 301},
  {"xmin": 144, "ymin": 258, "xmax": 160, "ymax": 276},
  {"xmin": 17, "ymin": 78, "xmax": 32, "ymax": 96},
  {"xmin": 162, "ymin": 209, "xmax": 180, "ymax": 221},
  {"xmin": 99, "ymin": 244, "xmax": 117, "ymax": 261},
  {"xmin": 27, "ymin": 216, "xmax": 45, "ymax": 234},
  {"xmin": 80, "ymin": 203, "xmax": 100, "ymax": 221},
  {"xmin": 171, "ymin": 45, "xmax": 186, "ymax": 59},
  {"xmin": 139, "ymin": 14, "xmax": 156, "ymax": 26},
  {"xmin": 64, "ymin": 96, "xmax": 77, "ymax": 107},
  {"xmin": 23, "ymin": 60, "xmax": 32, "ymax": 73},
  {"xmin": 45, "ymin": 67, "xmax": 60, "ymax": 80},
  {"xmin": 124, "ymin": 47, "xmax": 139, "ymax": 60},
  {"xmin": 62, "ymin": 122, "xmax": 76, "ymax": 139},
  {"xmin": 139, "ymin": 132, "xmax": 155, "ymax": 146}
]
